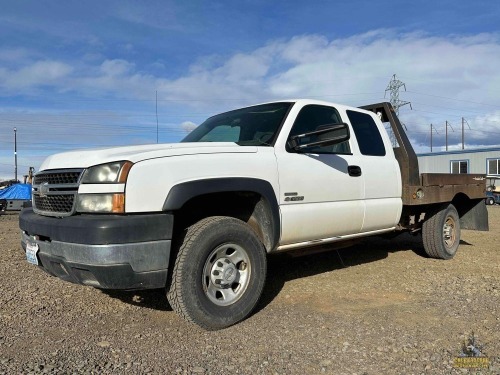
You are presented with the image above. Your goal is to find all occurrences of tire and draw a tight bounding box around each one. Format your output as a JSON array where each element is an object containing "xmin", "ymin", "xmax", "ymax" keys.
[
  {"xmin": 422, "ymin": 204, "xmax": 460, "ymax": 260},
  {"xmin": 486, "ymin": 197, "xmax": 495, "ymax": 206},
  {"xmin": 486, "ymin": 185, "xmax": 495, "ymax": 192},
  {"xmin": 167, "ymin": 216, "xmax": 267, "ymax": 330}
]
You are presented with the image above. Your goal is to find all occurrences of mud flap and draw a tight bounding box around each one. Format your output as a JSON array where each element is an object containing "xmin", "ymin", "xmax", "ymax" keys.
[{"xmin": 460, "ymin": 199, "xmax": 489, "ymax": 231}]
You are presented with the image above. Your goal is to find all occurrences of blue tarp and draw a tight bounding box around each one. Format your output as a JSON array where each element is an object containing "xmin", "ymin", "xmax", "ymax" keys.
[{"xmin": 0, "ymin": 183, "xmax": 32, "ymax": 200}]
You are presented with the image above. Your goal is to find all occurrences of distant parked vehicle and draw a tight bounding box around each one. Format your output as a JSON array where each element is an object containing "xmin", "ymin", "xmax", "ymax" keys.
[{"xmin": 486, "ymin": 191, "xmax": 500, "ymax": 205}]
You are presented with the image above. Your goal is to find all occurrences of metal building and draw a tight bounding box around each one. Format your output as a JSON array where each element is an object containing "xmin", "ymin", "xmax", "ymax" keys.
[{"xmin": 417, "ymin": 147, "xmax": 500, "ymax": 189}]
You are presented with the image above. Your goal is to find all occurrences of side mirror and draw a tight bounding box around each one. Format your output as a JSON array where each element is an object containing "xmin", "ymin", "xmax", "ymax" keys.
[{"xmin": 287, "ymin": 123, "xmax": 350, "ymax": 151}]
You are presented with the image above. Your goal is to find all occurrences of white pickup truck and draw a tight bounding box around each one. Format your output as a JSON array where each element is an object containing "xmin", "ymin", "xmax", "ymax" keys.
[{"xmin": 20, "ymin": 100, "xmax": 488, "ymax": 330}]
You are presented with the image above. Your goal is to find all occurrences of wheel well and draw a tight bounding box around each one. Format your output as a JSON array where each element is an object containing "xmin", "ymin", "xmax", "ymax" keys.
[
  {"xmin": 399, "ymin": 192, "xmax": 489, "ymax": 232},
  {"xmin": 451, "ymin": 193, "xmax": 471, "ymax": 218},
  {"xmin": 173, "ymin": 191, "xmax": 277, "ymax": 251}
]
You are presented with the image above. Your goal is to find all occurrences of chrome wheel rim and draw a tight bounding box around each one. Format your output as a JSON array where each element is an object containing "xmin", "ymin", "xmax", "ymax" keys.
[
  {"xmin": 202, "ymin": 243, "xmax": 251, "ymax": 306},
  {"xmin": 443, "ymin": 216, "xmax": 456, "ymax": 248}
]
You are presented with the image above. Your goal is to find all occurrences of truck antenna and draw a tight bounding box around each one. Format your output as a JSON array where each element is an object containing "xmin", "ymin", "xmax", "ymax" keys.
[{"xmin": 156, "ymin": 90, "xmax": 159, "ymax": 144}]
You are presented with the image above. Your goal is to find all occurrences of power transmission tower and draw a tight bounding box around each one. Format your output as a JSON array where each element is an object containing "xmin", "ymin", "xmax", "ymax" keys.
[{"xmin": 384, "ymin": 74, "xmax": 412, "ymax": 147}]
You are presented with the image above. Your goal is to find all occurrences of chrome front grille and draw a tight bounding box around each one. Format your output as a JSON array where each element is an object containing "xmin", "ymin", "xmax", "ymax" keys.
[
  {"xmin": 32, "ymin": 169, "xmax": 84, "ymax": 217},
  {"xmin": 34, "ymin": 171, "xmax": 81, "ymax": 185}
]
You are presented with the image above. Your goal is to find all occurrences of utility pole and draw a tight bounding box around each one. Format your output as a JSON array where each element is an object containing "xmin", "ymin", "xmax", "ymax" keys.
[
  {"xmin": 14, "ymin": 127, "xmax": 17, "ymax": 182},
  {"xmin": 445, "ymin": 121, "xmax": 454, "ymax": 152},
  {"xmin": 462, "ymin": 118, "xmax": 464, "ymax": 150},
  {"xmin": 430, "ymin": 124, "xmax": 439, "ymax": 152},
  {"xmin": 385, "ymin": 74, "xmax": 412, "ymax": 147},
  {"xmin": 461, "ymin": 117, "xmax": 471, "ymax": 150}
]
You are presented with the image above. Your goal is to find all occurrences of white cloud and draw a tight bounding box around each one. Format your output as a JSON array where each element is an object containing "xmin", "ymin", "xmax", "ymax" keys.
[
  {"xmin": 100, "ymin": 59, "xmax": 135, "ymax": 76},
  {"xmin": 156, "ymin": 31, "xmax": 500, "ymax": 114},
  {"xmin": 180, "ymin": 121, "xmax": 197, "ymax": 133},
  {"xmin": 156, "ymin": 31, "xmax": 500, "ymax": 150},
  {"xmin": 0, "ymin": 60, "xmax": 73, "ymax": 90},
  {"xmin": 2, "ymin": 30, "xmax": 500, "ymax": 152}
]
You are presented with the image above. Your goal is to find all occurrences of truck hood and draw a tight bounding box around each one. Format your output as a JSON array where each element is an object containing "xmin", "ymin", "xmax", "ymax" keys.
[{"xmin": 39, "ymin": 142, "xmax": 258, "ymax": 170}]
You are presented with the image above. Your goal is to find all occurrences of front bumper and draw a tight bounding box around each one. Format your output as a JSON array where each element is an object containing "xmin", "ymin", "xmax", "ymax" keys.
[{"xmin": 19, "ymin": 208, "xmax": 173, "ymax": 290}]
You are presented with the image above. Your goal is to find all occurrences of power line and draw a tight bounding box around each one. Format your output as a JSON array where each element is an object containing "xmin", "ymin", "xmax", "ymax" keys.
[
  {"xmin": 5, "ymin": 91, "xmax": 381, "ymax": 104},
  {"xmin": 1, "ymin": 89, "xmax": 498, "ymax": 158},
  {"xmin": 405, "ymin": 101, "xmax": 493, "ymax": 115},
  {"xmin": 406, "ymin": 91, "xmax": 498, "ymax": 108}
]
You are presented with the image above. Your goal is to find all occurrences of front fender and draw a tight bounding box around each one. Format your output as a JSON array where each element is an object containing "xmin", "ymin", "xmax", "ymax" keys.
[{"xmin": 163, "ymin": 177, "xmax": 281, "ymax": 250}]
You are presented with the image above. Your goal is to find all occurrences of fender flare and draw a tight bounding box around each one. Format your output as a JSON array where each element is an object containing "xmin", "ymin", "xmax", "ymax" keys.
[{"xmin": 163, "ymin": 177, "xmax": 281, "ymax": 249}]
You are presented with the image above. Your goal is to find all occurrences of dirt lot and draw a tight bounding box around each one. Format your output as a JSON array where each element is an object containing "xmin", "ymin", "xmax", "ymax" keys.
[{"xmin": 1, "ymin": 207, "xmax": 499, "ymax": 374}]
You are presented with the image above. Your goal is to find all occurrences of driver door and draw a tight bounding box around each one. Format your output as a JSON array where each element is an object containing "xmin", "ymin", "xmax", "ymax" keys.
[{"xmin": 275, "ymin": 104, "xmax": 366, "ymax": 245}]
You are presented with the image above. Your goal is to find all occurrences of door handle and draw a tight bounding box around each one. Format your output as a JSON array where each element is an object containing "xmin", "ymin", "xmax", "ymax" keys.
[{"xmin": 348, "ymin": 165, "xmax": 362, "ymax": 177}]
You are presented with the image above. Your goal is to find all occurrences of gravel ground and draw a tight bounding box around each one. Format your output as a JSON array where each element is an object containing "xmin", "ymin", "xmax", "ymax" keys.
[{"xmin": 1, "ymin": 207, "xmax": 499, "ymax": 374}]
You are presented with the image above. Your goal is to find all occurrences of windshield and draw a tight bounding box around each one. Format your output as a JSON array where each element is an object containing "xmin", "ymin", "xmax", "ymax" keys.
[{"xmin": 181, "ymin": 102, "xmax": 293, "ymax": 146}]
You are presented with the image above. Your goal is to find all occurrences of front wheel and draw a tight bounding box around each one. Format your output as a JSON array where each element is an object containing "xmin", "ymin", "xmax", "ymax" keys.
[
  {"xmin": 422, "ymin": 204, "xmax": 460, "ymax": 259},
  {"xmin": 486, "ymin": 197, "xmax": 495, "ymax": 206},
  {"xmin": 167, "ymin": 216, "xmax": 267, "ymax": 330}
]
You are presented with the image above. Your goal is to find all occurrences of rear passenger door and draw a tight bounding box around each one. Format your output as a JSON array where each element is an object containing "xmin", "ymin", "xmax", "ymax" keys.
[{"xmin": 345, "ymin": 110, "xmax": 402, "ymax": 232}]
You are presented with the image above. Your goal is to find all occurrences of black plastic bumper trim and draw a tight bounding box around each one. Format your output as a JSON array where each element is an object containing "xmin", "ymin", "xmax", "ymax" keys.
[{"xmin": 19, "ymin": 208, "xmax": 173, "ymax": 245}]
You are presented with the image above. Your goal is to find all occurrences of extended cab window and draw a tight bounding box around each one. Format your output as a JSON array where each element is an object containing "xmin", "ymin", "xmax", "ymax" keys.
[
  {"xmin": 182, "ymin": 102, "xmax": 292, "ymax": 146},
  {"xmin": 287, "ymin": 105, "xmax": 351, "ymax": 154},
  {"xmin": 346, "ymin": 110, "xmax": 386, "ymax": 156}
]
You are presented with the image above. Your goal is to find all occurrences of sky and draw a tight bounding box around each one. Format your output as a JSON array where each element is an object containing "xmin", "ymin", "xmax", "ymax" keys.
[{"xmin": 1, "ymin": 0, "xmax": 500, "ymax": 180}]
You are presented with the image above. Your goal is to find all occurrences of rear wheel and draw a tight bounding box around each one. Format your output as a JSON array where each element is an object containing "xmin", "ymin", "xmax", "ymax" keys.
[
  {"xmin": 486, "ymin": 197, "xmax": 495, "ymax": 206},
  {"xmin": 422, "ymin": 204, "xmax": 460, "ymax": 259},
  {"xmin": 167, "ymin": 216, "xmax": 267, "ymax": 330}
]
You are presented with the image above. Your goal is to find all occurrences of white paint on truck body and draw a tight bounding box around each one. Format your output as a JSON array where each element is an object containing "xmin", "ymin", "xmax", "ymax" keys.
[
  {"xmin": 125, "ymin": 146, "xmax": 280, "ymax": 213},
  {"xmin": 35, "ymin": 99, "xmax": 404, "ymax": 251}
]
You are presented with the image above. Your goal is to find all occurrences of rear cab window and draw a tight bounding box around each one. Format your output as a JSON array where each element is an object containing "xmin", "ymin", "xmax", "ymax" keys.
[{"xmin": 346, "ymin": 110, "xmax": 386, "ymax": 156}]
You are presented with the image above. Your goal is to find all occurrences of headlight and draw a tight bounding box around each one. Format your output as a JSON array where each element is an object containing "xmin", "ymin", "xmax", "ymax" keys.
[
  {"xmin": 76, "ymin": 194, "xmax": 125, "ymax": 213},
  {"xmin": 81, "ymin": 161, "xmax": 133, "ymax": 184}
]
